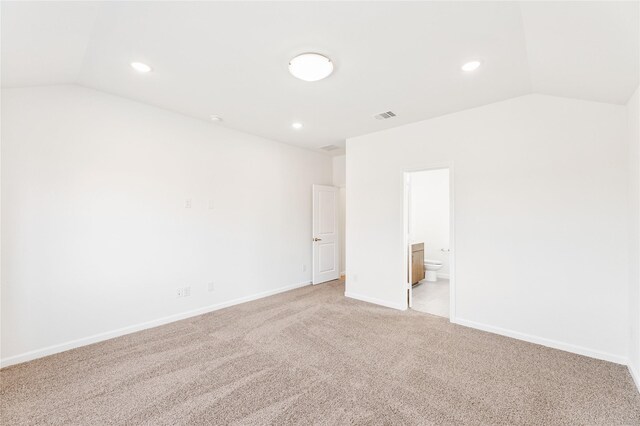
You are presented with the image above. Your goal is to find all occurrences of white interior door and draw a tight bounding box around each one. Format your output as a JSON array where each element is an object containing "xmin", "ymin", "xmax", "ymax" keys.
[
  {"xmin": 312, "ymin": 184, "xmax": 339, "ymax": 284},
  {"xmin": 405, "ymin": 173, "xmax": 413, "ymax": 308}
]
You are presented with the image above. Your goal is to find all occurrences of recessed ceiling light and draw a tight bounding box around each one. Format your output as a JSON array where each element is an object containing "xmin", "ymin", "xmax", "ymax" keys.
[
  {"xmin": 289, "ymin": 53, "xmax": 333, "ymax": 82},
  {"xmin": 130, "ymin": 62, "xmax": 152, "ymax": 73},
  {"xmin": 209, "ymin": 115, "xmax": 223, "ymax": 122},
  {"xmin": 292, "ymin": 122, "xmax": 303, "ymax": 130},
  {"xmin": 461, "ymin": 60, "xmax": 482, "ymax": 72}
]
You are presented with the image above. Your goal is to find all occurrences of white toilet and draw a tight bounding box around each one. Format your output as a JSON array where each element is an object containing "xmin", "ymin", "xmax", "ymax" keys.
[{"xmin": 424, "ymin": 259, "xmax": 443, "ymax": 282}]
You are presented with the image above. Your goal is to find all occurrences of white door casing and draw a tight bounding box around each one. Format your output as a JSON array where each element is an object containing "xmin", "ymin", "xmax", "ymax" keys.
[
  {"xmin": 312, "ymin": 184, "xmax": 339, "ymax": 284},
  {"xmin": 403, "ymin": 163, "xmax": 455, "ymax": 318}
]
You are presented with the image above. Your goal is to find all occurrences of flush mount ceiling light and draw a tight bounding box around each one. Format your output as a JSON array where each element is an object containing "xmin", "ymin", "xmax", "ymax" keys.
[
  {"xmin": 292, "ymin": 122, "xmax": 303, "ymax": 130},
  {"xmin": 130, "ymin": 62, "xmax": 152, "ymax": 73},
  {"xmin": 209, "ymin": 115, "xmax": 223, "ymax": 122},
  {"xmin": 289, "ymin": 53, "xmax": 333, "ymax": 82},
  {"xmin": 461, "ymin": 60, "xmax": 482, "ymax": 72}
]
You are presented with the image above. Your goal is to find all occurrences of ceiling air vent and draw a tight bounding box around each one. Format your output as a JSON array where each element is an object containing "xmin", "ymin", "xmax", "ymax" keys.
[
  {"xmin": 374, "ymin": 111, "xmax": 396, "ymax": 120},
  {"xmin": 320, "ymin": 145, "xmax": 341, "ymax": 152}
]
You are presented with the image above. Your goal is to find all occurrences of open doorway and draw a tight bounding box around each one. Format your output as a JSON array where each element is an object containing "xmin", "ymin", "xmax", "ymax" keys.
[{"xmin": 404, "ymin": 167, "xmax": 453, "ymax": 318}]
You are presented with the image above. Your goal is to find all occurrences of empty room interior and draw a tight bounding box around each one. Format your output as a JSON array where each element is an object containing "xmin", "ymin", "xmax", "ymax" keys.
[{"xmin": 2, "ymin": 1, "xmax": 640, "ymax": 424}]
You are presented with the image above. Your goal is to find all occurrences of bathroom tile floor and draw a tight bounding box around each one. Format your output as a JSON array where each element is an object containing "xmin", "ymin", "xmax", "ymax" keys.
[{"xmin": 412, "ymin": 278, "xmax": 449, "ymax": 318}]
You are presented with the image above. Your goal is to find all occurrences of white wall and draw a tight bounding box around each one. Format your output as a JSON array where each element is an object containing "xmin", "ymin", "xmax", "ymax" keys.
[
  {"xmin": 410, "ymin": 169, "xmax": 450, "ymax": 276},
  {"xmin": 332, "ymin": 155, "xmax": 346, "ymax": 275},
  {"xmin": 628, "ymin": 85, "xmax": 640, "ymax": 386},
  {"xmin": 1, "ymin": 85, "xmax": 332, "ymax": 365},
  {"xmin": 346, "ymin": 94, "xmax": 629, "ymax": 363}
]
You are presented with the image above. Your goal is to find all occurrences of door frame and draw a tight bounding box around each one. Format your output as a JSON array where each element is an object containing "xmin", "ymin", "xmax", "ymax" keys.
[{"xmin": 402, "ymin": 162, "xmax": 456, "ymax": 321}]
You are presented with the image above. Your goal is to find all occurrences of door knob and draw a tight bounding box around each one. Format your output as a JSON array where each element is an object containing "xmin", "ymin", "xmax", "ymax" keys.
[{"xmin": 313, "ymin": 237, "xmax": 322, "ymax": 242}]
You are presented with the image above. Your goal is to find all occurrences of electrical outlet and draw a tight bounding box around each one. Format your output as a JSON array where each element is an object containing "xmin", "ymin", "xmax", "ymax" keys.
[
  {"xmin": 302, "ymin": 264, "xmax": 306, "ymax": 272},
  {"xmin": 185, "ymin": 199, "xmax": 192, "ymax": 209},
  {"xmin": 208, "ymin": 282, "xmax": 215, "ymax": 292},
  {"xmin": 176, "ymin": 286, "xmax": 191, "ymax": 298},
  {"xmin": 208, "ymin": 199, "xmax": 215, "ymax": 210}
]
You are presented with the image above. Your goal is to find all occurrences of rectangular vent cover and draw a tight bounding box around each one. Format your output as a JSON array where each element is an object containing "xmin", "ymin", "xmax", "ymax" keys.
[
  {"xmin": 374, "ymin": 111, "xmax": 396, "ymax": 120},
  {"xmin": 320, "ymin": 144, "xmax": 340, "ymax": 151}
]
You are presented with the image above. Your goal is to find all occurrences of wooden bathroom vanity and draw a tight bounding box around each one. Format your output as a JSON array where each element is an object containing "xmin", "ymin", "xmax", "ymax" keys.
[{"xmin": 411, "ymin": 243, "xmax": 425, "ymax": 285}]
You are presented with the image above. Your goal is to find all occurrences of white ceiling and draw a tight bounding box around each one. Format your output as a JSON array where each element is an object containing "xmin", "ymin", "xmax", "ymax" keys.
[{"xmin": 2, "ymin": 1, "xmax": 638, "ymax": 154}]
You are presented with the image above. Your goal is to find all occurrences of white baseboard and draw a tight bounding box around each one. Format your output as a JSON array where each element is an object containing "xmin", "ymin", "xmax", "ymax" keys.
[
  {"xmin": 452, "ymin": 317, "xmax": 627, "ymax": 365},
  {"xmin": 629, "ymin": 363, "xmax": 640, "ymax": 394},
  {"xmin": 345, "ymin": 291, "xmax": 406, "ymax": 311},
  {"xmin": 0, "ymin": 281, "xmax": 311, "ymax": 368}
]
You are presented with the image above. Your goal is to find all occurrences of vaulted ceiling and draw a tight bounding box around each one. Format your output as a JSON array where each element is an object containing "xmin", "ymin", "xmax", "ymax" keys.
[{"xmin": 2, "ymin": 1, "xmax": 638, "ymax": 154}]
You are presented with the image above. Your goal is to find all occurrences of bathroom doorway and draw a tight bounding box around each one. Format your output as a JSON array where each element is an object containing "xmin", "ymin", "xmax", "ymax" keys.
[{"xmin": 404, "ymin": 166, "xmax": 453, "ymax": 318}]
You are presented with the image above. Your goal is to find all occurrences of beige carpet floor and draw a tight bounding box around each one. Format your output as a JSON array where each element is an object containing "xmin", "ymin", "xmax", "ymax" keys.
[{"xmin": 2, "ymin": 279, "xmax": 639, "ymax": 425}]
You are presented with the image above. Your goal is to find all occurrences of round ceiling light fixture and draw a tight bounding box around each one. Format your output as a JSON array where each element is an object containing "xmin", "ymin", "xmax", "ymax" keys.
[
  {"xmin": 292, "ymin": 122, "xmax": 303, "ymax": 130},
  {"xmin": 209, "ymin": 115, "xmax": 223, "ymax": 122},
  {"xmin": 289, "ymin": 53, "xmax": 333, "ymax": 82},
  {"xmin": 461, "ymin": 60, "xmax": 482, "ymax": 72},
  {"xmin": 131, "ymin": 62, "xmax": 152, "ymax": 73}
]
